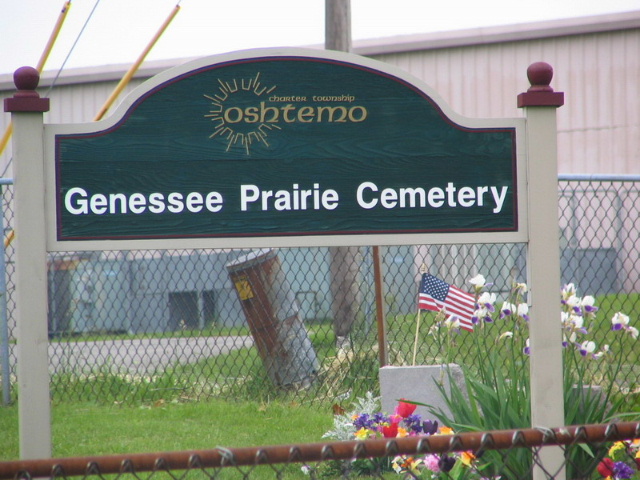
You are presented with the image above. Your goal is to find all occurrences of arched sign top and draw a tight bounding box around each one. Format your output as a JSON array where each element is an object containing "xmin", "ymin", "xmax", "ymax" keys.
[{"xmin": 45, "ymin": 48, "xmax": 526, "ymax": 250}]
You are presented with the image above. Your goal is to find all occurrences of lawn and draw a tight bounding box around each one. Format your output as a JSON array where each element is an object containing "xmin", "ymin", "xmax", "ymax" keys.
[
  {"xmin": 2, "ymin": 292, "xmax": 637, "ymax": 465},
  {"xmin": 0, "ymin": 399, "xmax": 335, "ymax": 461}
]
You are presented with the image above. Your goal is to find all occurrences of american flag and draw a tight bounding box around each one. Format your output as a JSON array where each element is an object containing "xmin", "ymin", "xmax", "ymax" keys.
[{"xmin": 418, "ymin": 273, "xmax": 475, "ymax": 331}]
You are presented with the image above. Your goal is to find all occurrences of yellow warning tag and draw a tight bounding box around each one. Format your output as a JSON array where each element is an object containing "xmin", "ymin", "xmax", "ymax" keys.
[{"xmin": 234, "ymin": 277, "xmax": 254, "ymax": 300}]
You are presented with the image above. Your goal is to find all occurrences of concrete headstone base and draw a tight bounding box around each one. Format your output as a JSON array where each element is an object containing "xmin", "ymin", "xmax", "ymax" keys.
[{"xmin": 379, "ymin": 364, "xmax": 465, "ymax": 420}]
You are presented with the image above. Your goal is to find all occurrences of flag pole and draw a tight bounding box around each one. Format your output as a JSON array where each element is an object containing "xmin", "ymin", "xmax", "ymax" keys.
[
  {"xmin": 93, "ymin": 2, "xmax": 181, "ymax": 121},
  {"xmin": 373, "ymin": 246, "xmax": 387, "ymax": 367},
  {"xmin": 0, "ymin": 0, "xmax": 71, "ymax": 157},
  {"xmin": 411, "ymin": 309, "xmax": 421, "ymax": 366},
  {"xmin": 412, "ymin": 264, "xmax": 427, "ymax": 365}
]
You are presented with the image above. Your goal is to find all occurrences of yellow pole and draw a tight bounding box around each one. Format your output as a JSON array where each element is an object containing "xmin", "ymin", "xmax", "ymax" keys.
[
  {"xmin": 0, "ymin": 125, "xmax": 12, "ymax": 159},
  {"xmin": 93, "ymin": 3, "xmax": 181, "ymax": 121},
  {"xmin": 36, "ymin": 1, "xmax": 72, "ymax": 73},
  {"xmin": 4, "ymin": 230, "xmax": 14, "ymax": 248},
  {"xmin": 0, "ymin": 0, "xmax": 72, "ymax": 157}
]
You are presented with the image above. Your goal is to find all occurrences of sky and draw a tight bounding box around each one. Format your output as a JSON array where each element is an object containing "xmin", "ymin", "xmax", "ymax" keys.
[{"xmin": 1, "ymin": 0, "xmax": 639, "ymax": 76}]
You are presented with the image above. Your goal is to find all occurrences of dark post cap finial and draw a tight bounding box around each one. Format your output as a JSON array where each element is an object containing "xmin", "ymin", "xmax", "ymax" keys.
[
  {"xmin": 14, "ymin": 66, "xmax": 41, "ymax": 93},
  {"xmin": 517, "ymin": 61, "xmax": 564, "ymax": 108},
  {"xmin": 527, "ymin": 62, "xmax": 554, "ymax": 92},
  {"xmin": 4, "ymin": 66, "xmax": 50, "ymax": 113}
]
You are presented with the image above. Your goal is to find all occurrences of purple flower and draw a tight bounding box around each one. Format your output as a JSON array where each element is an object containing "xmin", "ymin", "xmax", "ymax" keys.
[
  {"xmin": 500, "ymin": 302, "xmax": 516, "ymax": 318},
  {"xmin": 353, "ymin": 414, "xmax": 375, "ymax": 430},
  {"xmin": 611, "ymin": 312, "xmax": 630, "ymax": 332},
  {"xmin": 404, "ymin": 414, "xmax": 424, "ymax": 433},
  {"xmin": 613, "ymin": 461, "xmax": 635, "ymax": 479},
  {"xmin": 372, "ymin": 412, "xmax": 388, "ymax": 424},
  {"xmin": 422, "ymin": 419, "xmax": 439, "ymax": 435},
  {"xmin": 438, "ymin": 455, "xmax": 456, "ymax": 472},
  {"xmin": 579, "ymin": 341, "xmax": 596, "ymax": 357}
]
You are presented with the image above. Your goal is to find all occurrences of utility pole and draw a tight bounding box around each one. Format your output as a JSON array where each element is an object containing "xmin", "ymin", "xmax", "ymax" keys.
[
  {"xmin": 324, "ymin": 1, "xmax": 387, "ymax": 360},
  {"xmin": 325, "ymin": 0, "xmax": 351, "ymax": 52},
  {"xmin": 325, "ymin": 0, "xmax": 360, "ymax": 349}
]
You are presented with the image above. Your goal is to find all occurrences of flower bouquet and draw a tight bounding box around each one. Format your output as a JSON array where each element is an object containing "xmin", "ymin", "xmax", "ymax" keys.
[
  {"xmin": 597, "ymin": 439, "xmax": 640, "ymax": 480},
  {"xmin": 306, "ymin": 393, "xmax": 482, "ymax": 478}
]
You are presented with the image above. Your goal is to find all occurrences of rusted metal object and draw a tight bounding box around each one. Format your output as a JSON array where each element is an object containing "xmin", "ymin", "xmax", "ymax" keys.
[{"xmin": 226, "ymin": 249, "xmax": 318, "ymax": 387}]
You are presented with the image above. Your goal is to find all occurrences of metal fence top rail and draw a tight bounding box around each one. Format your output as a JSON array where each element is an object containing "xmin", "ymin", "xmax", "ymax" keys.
[
  {"xmin": 0, "ymin": 423, "xmax": 638, "ymax": 479},
  {"xmin": 558, "ymin": 174, "xmax": 640, "ymax": 182}
]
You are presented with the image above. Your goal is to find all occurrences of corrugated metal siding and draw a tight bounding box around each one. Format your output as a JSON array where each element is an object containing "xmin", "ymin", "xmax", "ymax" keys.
[
  {"xmin": 368, "ymin": 28, "xmax": 640, "ymax": 174},
  {"xmin": 44, "ymin": 78, "xmax": 147, "ymax": 124}
]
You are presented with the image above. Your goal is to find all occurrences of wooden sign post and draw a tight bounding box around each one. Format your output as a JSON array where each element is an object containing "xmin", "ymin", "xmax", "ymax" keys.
[
  {"xmin": 518, "ymin": 62, "xmax": 565, "ymax": 479},
  {"xmin": 4, "ymin": 67, "xmax": 52, "ymax": 459}
]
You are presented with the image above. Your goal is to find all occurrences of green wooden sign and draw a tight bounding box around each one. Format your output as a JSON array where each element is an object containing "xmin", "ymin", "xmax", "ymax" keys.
[{"xmin": 54, "ymin": 51, "xmax": 518, "ymax": 241}]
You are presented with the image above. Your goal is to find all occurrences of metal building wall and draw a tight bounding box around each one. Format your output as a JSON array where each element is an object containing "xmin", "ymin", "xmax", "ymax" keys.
[{"xmin": 359, "ymin": 18, "xmax": 639, "ymax": 175}]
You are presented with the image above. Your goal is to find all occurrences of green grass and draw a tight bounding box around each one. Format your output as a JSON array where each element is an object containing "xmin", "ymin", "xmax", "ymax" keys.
[
  {"xmin": 596, "ymin": 292, "xmax": 640, "ymax": 317},
  {"xmin": 48, "ymin": 318, "xmax": 382, "ymax": 406},
  {"xmin": 0, "ymin": 399, "xmax": 335, "ymax": 461},
  {"xmin": 3, "ymin": 292, "xmax": 636, "ymax": 464}
]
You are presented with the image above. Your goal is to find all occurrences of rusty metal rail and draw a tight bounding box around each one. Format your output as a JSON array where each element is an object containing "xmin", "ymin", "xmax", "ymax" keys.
[{"xmin": 1, "ymin": 423, "xmax": 638, "ymax": 479}]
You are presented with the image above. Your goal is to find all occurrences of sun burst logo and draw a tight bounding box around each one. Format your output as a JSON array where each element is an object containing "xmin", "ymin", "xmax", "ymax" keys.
[{"xmin": 204, "ymin": 73, "xmax": 279, "ymax": 155}]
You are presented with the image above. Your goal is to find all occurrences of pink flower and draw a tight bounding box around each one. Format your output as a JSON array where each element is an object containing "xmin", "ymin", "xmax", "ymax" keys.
[{"xmin": 423, "ymin": 454, "xmax": 441, "ymax": 472}]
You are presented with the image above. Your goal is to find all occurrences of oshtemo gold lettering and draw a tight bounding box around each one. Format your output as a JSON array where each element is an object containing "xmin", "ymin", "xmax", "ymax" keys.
[{"xmin": 221, "ymin": 101, "xmax": 368, "ymax": 124}]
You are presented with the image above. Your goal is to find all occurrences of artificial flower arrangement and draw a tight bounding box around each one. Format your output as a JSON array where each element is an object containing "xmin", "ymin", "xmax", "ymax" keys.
[
  {"xmin": 305, "ymin": 393, "xmax": 481, "ymax": 479},
  {"xmin": 597, "ymin": 439, "xmax": 640, "ymax": 480}
]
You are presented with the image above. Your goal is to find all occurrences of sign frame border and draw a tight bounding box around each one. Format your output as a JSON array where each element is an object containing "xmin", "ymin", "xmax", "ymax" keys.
[{"xmin": 44, "ymin": 47, "xmax": 528, "ymax": 252}]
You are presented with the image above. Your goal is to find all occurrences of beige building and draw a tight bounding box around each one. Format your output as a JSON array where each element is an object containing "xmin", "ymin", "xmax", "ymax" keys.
[{"xmin": 1, "ymin": 10, "xmax": 639, "ymax": 176}]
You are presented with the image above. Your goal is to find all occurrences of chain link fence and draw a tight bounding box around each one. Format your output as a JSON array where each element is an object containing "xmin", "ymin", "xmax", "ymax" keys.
[
  {"xmin": 0, "ymin": 176, "xmax": 638, "ymax": 413},
  {"xmin": 1, "ymin": 422, "xmax": 639, "ymax": 480}
]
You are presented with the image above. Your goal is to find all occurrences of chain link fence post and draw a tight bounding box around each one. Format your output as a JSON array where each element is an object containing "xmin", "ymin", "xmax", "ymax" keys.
[{"xmin": 0, "ymin": 180, "xmax": 10, "ymax": 405}]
